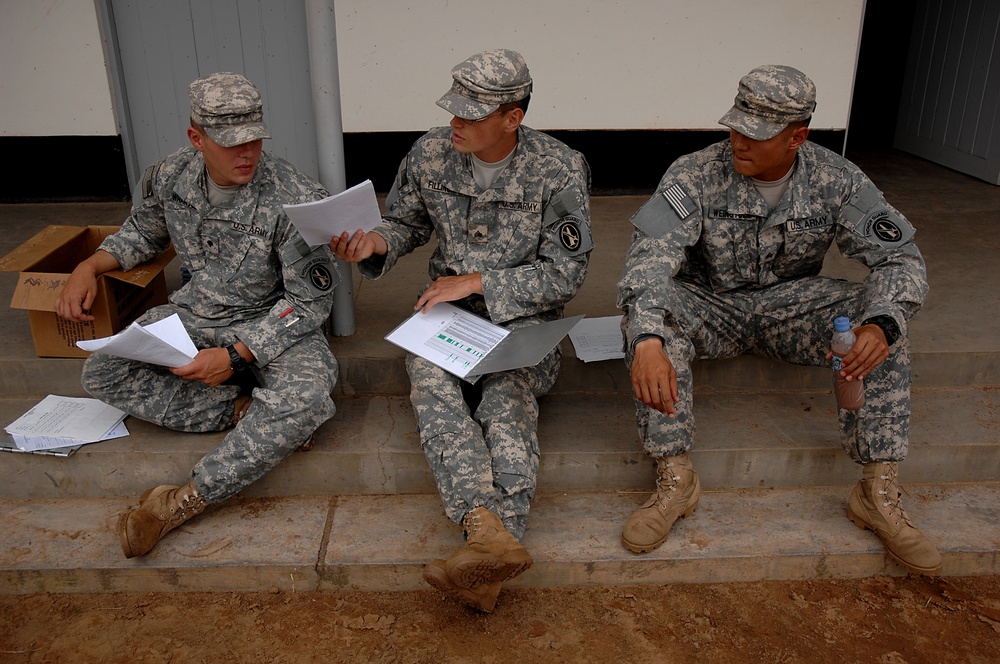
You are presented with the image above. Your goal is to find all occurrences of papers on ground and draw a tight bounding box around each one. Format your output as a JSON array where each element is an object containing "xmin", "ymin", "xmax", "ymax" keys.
[
  {"xmin": 567, "ymin": 315, "xmax": 626, "ymax": 362},
  {"xmin": 3, "ymin": 394, "xmax": 128, "ymax": 454}
]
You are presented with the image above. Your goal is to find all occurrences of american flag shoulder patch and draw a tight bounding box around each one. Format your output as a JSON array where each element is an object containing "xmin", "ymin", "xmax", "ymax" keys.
[{"xmin": 661, "ymin": 183, "xmax": 695, "ymax": 219}]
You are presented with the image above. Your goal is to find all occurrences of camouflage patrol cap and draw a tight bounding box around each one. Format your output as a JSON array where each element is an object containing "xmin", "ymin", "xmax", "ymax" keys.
[
  {"xmin": 189, "ymin": 72, "xmax": 271, "ymax": 147},
  {"xmin": 719, "ymin": 65, "xmax": 816, "ymax": 140},
  {"xmin": 436, "ymin": 49, "xmax": 533, "ymax": 120}
]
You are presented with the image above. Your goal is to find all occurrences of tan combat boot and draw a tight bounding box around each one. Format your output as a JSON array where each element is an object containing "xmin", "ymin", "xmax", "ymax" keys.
[
  {"xmin": 118, "ymin": 480, "xmax": 206, "ymax": 558},
  {"xmin": 622, "ymin": 453, "xmax": 700, "ymax": 553},
  {"xmin": 423, "ymin": 559, "xmax": 502, "ymax": 613},
  {"xmin": 444, "ymin": 507, "xmax": 533, "ymax": 588},
  {"xmin": 848, "ymin": 461, "xmax": 942, "ymax": 574}
]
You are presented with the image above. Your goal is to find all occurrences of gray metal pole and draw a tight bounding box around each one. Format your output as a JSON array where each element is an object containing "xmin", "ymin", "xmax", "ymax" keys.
[{"xmin": 304, "ymin": 0, "xmax": 355, "ymax": 336}]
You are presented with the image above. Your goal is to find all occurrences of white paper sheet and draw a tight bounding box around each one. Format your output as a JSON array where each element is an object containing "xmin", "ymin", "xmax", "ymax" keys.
[
  {"xmin": 385, "ymin": 303, "xmax": 509, "ymax": 379},
  {"xmin": 10, "ymin": 420, "xmax": 130, "ymax": 453},
  {"xmin": 5, "ymin": 395, "xmax": 127, "ymax": 450},
  {"xmin": 567, "ymin": 315, "xmax": 626, "ymax": 362},
  {"xmin": 385, "ymin": 303, "xmax": 583, "ymax": 381},
  {"xmin": 76, "ymin": 313, "xmax": 197, "ymax": 368},
  {"xmin": 282, "ymin": 179, "xmax": 382, "ymax": 246}
]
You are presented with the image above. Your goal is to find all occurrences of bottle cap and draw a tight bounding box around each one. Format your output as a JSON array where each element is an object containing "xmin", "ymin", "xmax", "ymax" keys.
[{"xmin": 834, "ymin": 316, "xmax": 851, "ymax": 332}]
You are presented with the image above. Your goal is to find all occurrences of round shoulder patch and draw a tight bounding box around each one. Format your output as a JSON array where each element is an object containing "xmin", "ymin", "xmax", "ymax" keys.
[
  {"xmin": 309, "ymin": 264, "xmax": 335, "ymax": 291},
  {"xmin": 557, "ymin": 219, "xmax": 582, "ymax": 251},
  {"xmin": 873, "ymin": 217, "xmax": 902, "ymax": 244}
]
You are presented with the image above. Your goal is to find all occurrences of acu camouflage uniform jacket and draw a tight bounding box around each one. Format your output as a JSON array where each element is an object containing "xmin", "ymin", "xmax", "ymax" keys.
[
  {"xmin": 360, "ymin": 126, "xmax": 592, "ymax": 326},
  {"xmin": 97, "ymin": 147, "xmax": 338, "ymax": 366},
  {"xmin": 618, "ymin": 140, "xmax": 927, "ymax": 348}
]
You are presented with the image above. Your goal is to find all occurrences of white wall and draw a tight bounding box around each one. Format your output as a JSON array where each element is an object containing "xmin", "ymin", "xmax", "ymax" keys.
[
  {"xmin": 0, "ymin": 0, "xmax": 116, "ymax": 136},
  {"xmin": 334, "ymin": 0, "xmax": 867, "ymax": 132},
  {"xmin": 0, "ymin": 0, "xmax": 866, "ymax": 138}
]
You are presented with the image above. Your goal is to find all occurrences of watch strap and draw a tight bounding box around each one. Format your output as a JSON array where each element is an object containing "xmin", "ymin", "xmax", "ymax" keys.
[
  {"xmin": 861, "ymin": 315, "xmax": 900, "ymax": 347},
  {"xmin": 227, "ymin": 344, "xmax": 248, "ymax": 371}
]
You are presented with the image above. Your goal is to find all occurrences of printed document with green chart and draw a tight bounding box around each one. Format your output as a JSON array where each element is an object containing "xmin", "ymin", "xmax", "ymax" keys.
[{"xmin": 385, "ymin": 303, "xmax": 583, "ymax": 382}]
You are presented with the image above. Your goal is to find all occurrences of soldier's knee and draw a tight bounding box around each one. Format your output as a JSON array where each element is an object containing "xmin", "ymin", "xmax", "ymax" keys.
[{"xmin": 80, "ymin": 354, "xmax": 117, "ymax": 399}]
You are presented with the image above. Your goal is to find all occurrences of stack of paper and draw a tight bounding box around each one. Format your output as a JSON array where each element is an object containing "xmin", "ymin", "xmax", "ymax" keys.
[
  {"xmin": 567, "ymin": 315, "xmax": 627, "ymax": 362},
  {"xmin": 3, "ymin": 395, "xmax": 129, "ymax": 455}
]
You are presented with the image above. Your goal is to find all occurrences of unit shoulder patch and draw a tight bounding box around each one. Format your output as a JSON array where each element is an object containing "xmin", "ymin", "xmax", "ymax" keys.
[
  {"xmin": 862, "ymin": 208, "xmax": 913, "ymax": 247},
  {"xmin": 840, "ymin": 181, "xmax": 914, "ymax": 248},
  {"xmin": 306, "ymin": 260, "xmax": 336, "ymax": 292},
  {"xmin": 557, "ymin": 218, "xmax": 582, "ymax": 251},
  {"xmin": 300, "ymin": 254, "xmax": 337, "ymax": 294}
]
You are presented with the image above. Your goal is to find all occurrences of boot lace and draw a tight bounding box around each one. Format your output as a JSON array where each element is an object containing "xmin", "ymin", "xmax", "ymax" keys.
[
  {"xmin": 463, "ymin": 510, "xmax": 484, "ymax": 540},
  {"xmin": 876, "ymin": 462, "xmax": 914, "ymax": 528},
  {"xmin": 653, "ymin": 460, "xmax": 682, "ymax": 508},
  {"xmin": 166, "ymin": 490, "xmax": 204, "ymax": 527}
]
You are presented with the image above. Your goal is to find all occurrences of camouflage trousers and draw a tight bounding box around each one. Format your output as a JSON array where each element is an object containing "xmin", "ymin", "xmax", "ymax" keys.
[
  {"xmin": 81, "ymin": 305, "xmax": 338, "ymax": 503},
  {"xmin": 626, "ymin": 276, "xmax": 911, "ymax": 464},
  {"xmin": 406, "ymin": 346, "xmax": 560, "ymax": 540}
]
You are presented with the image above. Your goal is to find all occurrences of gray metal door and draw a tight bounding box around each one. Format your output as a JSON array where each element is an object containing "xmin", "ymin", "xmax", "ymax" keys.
[
  {"xmin": 98, "ymin": 0, "xmax": 319, "ymax": 188},
  {"xmin": 895, "ymin": 0, "xmax": 1000, "ymax": 184}
]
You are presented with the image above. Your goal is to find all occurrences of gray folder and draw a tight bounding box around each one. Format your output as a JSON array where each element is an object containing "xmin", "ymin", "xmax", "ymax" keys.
[{"xmin": 465, "ymin": 315, "xmax": 584, "ymax": 380}]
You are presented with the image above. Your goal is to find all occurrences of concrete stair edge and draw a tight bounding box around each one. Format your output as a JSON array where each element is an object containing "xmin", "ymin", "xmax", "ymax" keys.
[{"xmin": 2, "ymin": 484, "xmax": 997, "ymax": 595}]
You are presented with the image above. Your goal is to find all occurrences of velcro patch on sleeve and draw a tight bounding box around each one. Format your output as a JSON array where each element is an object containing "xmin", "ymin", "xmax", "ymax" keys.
[
  {"xmin": 385, "ymin": 156, "xmax": 409, "ymax": 208},
  {"xmin": 542, "ymin": 188, "xmax": 582, "ymax": 224},
  {"xmin": 281, "ymin": 242, "xmax": 339, "ymax": 294},
  {"xmin": 132, "ymin": 162, "xmax": 161, "ymax": 207},
  {"xmin": 841, "ymin": 181, "xmax": 915, "ymax": 248},
  {"xmin": 630, "ymin": 183, "xmax": 696, "ymax": 238}
]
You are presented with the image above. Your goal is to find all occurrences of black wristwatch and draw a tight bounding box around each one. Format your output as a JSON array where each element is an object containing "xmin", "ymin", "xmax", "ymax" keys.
[
  {"xmin": 226, "ymin": 344, "xmax": 249, "ymax": 372},
  {"xmin": 861, "ymin": 316, "xmax": 901, "ymax": 347}
]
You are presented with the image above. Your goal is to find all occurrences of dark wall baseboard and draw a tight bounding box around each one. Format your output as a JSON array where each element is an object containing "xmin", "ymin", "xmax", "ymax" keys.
[
  {"xmin": 2, "ymin": 129, "xmax": 846, "ymax": 202},
  {"xmin": 346, "ymin": 129, "xmax": 846, "ymax": 196},
  {"xmin": 0, "ymin": 135, "xmax": 132, "ymax": 203}
]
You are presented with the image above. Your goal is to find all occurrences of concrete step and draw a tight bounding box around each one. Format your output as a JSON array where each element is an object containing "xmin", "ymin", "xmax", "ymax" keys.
[
  {"xmin": 3, "ymin": 387, "xmax": 998, "ymax": 499},
  {"xmin": 4, "ymin": 345, "xmax": 1000, "ymax": 400},
  {"xmin": 2, "ymin": 484, "xmax": 997, "ymax": 595}
]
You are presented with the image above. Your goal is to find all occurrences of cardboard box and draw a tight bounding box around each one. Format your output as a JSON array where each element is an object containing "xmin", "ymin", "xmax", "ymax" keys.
[{"xmin": 0, "ymin": 225, "xmax": 175, "ymax": 358}]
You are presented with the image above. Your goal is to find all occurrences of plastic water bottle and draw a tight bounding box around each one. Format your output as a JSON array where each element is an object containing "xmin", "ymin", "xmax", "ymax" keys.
[{"xmin": 831, "ymin": 317, "xmax": 864, "ymax": 410}]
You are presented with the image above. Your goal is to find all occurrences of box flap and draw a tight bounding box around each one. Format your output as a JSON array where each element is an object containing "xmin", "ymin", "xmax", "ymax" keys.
[
  {"xmin": 103, "ymin": 243, "xmax": 177, "ymax": 287},
  {"xmin": 0, "ymin": 226, "xmax": 89, "ymax": 273},
  {"xmin": 9, "ymin": 273, "xmax": 68, "ymax": 313}
]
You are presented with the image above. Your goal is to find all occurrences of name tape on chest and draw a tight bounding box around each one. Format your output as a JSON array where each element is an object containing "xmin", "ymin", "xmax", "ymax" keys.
[
  {"xmin": 499, "ymin": 201, "xmax": 542, "ymax": 214},
  {"xmin": 710, "ymin": 209, "xmax": 757, "ymax": 221},
  {"xmin": 231, "ymin": 221, "xmax": 268, "ymax": 238},
  {"xmin": 785, "ymin": 216, "xmax": 832, "ymax": 232}
]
